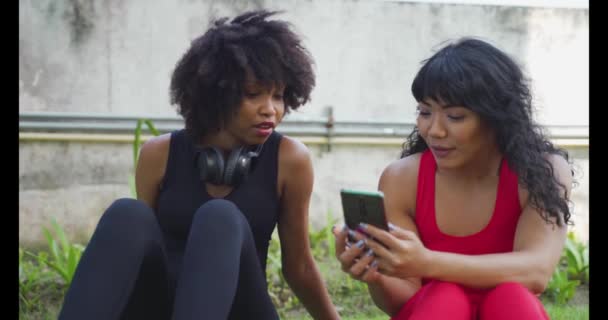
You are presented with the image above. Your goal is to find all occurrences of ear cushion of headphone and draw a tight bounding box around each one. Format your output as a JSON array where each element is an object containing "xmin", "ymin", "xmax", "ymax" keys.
[
  {"xmin": 197, "ymin": 147, "xmax": 225, "ymax": 185},
  {"xmin": 223, "ymin": 146, "xmax": 251, "ymax": 186}
]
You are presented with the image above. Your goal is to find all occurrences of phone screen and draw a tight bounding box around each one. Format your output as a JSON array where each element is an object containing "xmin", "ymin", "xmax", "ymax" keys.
[{"xmin": 340, "ymin": 189, "xmax": 388, "ymax": 233}]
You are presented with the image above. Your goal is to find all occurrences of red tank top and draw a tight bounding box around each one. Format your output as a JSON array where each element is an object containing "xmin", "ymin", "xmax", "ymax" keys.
[{"xmin": 415, "ymin": 150, "xmax": 522, "ymax": 256}]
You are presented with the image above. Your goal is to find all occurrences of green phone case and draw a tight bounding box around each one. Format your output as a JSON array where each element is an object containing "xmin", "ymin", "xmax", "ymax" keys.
[{"xmin": 340, "ymin": 188, "xmax": 388, "ymax": 231}]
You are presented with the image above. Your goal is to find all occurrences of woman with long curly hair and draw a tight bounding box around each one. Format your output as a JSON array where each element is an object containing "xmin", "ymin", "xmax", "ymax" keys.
[
  {"xmin": 333, "ymin": 37, "xmax": 574, "ymax": 320},
  {"xmin": 58, "ymin": 10, "xmax": 340, "ymax": 320}
]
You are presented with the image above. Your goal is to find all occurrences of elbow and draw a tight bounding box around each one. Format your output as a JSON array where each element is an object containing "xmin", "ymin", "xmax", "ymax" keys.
[
  {"xmin": 527, "ymin": 278, "xmax": 547, "ymax": 295},
  {"xmin": 522, "ymin": 266, "xmax": 553, "ymax": 295},
  {"xmin": 386, "ymin": 303, "xmax": 405, "ymax": 318}
]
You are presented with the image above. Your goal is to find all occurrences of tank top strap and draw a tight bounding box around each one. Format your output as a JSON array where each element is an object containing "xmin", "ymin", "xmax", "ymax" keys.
[
  {"xmin": 489, "ymin": 157, "xmax": 522, "ymax": 228},
  {"xmin": 159, "ymin": 129, "xmax": 195, "ymax": 191},
  {"xmin": 415, "ymin": 149, "xmax": 436, "ymax": 241}
]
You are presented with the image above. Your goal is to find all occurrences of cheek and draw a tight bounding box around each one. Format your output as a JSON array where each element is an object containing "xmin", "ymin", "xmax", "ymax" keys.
[
  {"xmin": 455, "ymin": 127, "xmax": 483, "ymax": 147},
  {"xmin": 416, "ymin": 119, "xmax": 429, "ymax": 136},
  {"xmin": 276, "ymin": 103, "xmax": 286, "ymax": 118}
]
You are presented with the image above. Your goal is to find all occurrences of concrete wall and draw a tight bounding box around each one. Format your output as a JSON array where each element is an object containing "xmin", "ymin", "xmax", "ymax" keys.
[
  {"xmin": 19, "ymin": 0, "xmax": 589, "ymax": 246},
  {"xmin": 19, "ymin": 138, "xmax": 589, "ymax": 246},
  {"xmin": 19, "ymin": 0, "xmax": 588, "ymax": 124}
]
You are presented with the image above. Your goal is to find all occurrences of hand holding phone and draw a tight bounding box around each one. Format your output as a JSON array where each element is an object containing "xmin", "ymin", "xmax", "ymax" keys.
[{"xmin": 340, "ymin": 188, "xmax": 389, "ymax": 239}]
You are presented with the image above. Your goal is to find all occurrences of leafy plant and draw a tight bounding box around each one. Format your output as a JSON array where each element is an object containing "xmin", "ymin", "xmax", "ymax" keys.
[
  {"xmin": 542, "ymin": 232, "xmax": 589, "ymax": 304},
  {"xmin": 308, "ymin": 211, "xmax": 339, "ymax": 261},
  {"xmin": 20, "ymin": 249, "xmax": 46, "ymax": 311},
  {"xmin": 545, "ymin": 266, "xmax": 579, "ymax": 305},
  {"xmin": 564, "ymin": 232, "xmax": 589, "ymax": 283},
  {"xmin": 24, "ymin": 219, "xmax": 85, "ymax": 287},
  {"xmin": 266, "ymin": 230, "xmax": 300, "ymax": 318},
  {"xmin": 129, "ymin": 118, "xmax": 161, "ymax": 197}
]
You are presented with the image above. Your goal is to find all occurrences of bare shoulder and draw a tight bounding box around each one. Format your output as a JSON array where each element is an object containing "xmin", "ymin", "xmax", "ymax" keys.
[
  {"xmin": 517, "ymin": 152, "xmax": 573, "ymax": 207},
  {"xmin": 139, "ymin": 133, "xmax": 171, "ymax": 164},
  {"xmin": 379, "ymin": 153, "xmax": 422, "ymax": 218},
  {"xmin": 278, "ymin": 135, "xmax": 312, "ymax": 167},
  {"xmin": 379, "ymin": 153, "xmax": 422, "ymax": 188},
  {"xmin": 135, "ymin": 132, "xmax": 172, "ymax": 207},
  {"xmin": 276, "ymin": 135, "xmax": 313, "ymax": 201},
  {"xmin": 547, "ymin": 153, "xmax": 573, "ymax": 182}
]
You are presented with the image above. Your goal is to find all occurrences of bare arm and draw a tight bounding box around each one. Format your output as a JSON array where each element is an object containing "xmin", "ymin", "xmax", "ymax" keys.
[
  {"xmin": 363, "ymin": 153, "xmax": 572, "ymax": 295},
  {"xmin": 135, "ymin": 134, "xmax": 170, "ymax": 210},
  {"xmin": 277, "ymin": 137, "xmax": 340, "ymax": 320},
  {"xmin": 366, "ymin": 156, "xmax": 422, "ymax": 315},
  {"xmin": 333, "ymin": 155, "xmax": 422, "ymax": 316}
]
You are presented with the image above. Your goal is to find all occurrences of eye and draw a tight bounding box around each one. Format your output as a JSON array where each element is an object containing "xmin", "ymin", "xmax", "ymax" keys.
[
  {"xmin": 447, "ymin": 114, "xmax": 465, "ymax": 121},
  {"xmin": 273, "ymin": 93, "xmax": 284, "ymax": 100},
  {"xmin": 416, "ymin": 109, "xmax": 431, "ymax": 117},
  {"xmin": 245, "ymin": 91, "xmax": 261, "ymax": 98}
]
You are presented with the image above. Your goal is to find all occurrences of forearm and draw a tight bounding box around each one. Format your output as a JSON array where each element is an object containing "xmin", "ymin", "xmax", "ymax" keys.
[
  {"xmin": 426, "ymin": 250, "xmax": 550, "ymax": 293},
  {"xmin": 367, "ymin": 275, "xmax": 420, "ymax": 316},
  {"xmin": 284, "ymin": 262, "xmax": 340, "ymax": 320}
]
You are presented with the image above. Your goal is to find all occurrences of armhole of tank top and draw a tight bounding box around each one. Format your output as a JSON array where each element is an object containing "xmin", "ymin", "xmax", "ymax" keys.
[
  {"xmin": 414, "ymin": 151, "xmax": 431, "ymax": 222},
  {"xmin": 272, "ymin": 132, "xmax": 283, "ymax": 201},
  {"xmin": 158, "ymin": 130, "xmax": 179, "ymax": 191}
]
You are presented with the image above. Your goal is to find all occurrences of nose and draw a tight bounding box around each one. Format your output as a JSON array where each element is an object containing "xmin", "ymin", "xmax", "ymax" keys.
[
  {"xmin": 259, "ymin": 93, "xmax": 278, "ymax": 117},
  {"xmin": 427, "ymin": 115, "xmax": 447, "ymax": 139}
]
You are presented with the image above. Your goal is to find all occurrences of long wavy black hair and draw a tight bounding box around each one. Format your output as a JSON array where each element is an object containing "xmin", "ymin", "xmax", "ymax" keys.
[
  {"xmin": 402, "ymin": 37, "xmax": 573, "ymax": 226},
  {"xmin": 169, "ymin": 10, "xmax": 315, "ymax": 140}
]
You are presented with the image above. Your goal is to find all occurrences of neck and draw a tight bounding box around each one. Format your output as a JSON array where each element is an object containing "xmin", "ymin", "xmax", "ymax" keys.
[
  {"xmin": 436, "ymin": 146, "xmax": 503, "ymax": 183},
  {"xmin": 199, "ymin": 131, "xmax": 241, "ymax": 153}
]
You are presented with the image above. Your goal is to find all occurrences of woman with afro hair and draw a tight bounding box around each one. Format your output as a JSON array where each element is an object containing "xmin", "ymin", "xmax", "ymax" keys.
[{"xmin": 59, "ymin": 10, "xmax": 340, "ymax": 320}]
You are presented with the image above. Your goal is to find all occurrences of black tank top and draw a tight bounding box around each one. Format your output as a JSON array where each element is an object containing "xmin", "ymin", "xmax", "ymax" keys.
[{"xmin": 156, "ymin": 129, "xmax": 282, "ymax": 273}]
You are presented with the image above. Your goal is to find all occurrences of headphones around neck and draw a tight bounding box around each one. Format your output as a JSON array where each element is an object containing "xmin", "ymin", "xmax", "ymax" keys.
[{"xmin": 195, "ymin": 143, "xmax": 264, "ymax": 186}]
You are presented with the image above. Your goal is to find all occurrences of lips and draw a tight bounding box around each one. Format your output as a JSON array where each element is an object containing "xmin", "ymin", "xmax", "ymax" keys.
[
  {"xmin": 254, "ymin": 121, "xmax": 275, "ymax": 137},
  {"xmin": 254, "ymin": 121, "xmax": 275, "ymax": 129},
  {"xmin": 430, "ymin": 145, "xmax": 454, "ymax": 158}
]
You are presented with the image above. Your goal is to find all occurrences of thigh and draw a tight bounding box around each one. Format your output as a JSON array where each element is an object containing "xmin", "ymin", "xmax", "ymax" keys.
[
  {"xmin": 478, "ymin": 282, "xmax": 549, "ymax": 320},
  {"xmin": 226, "ymin": 233, "xmax": 278, "ymax": 320},
  {"xmin": 120, "ymin": 236, "xmax": 175, "ymax": 320},
  {"xmin": 392, "ymin": 280, "xmax": 473, "ymax": 320}
]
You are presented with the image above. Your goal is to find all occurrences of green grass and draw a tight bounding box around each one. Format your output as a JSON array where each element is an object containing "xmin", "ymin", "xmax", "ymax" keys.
[
  {"xmin": 19, "ymin": 223, "xmax": 589, "ymax": 320},
  {"xmin": 18, "ymin": 268, "xmax": 589, "ymax": 320},
  {"xmin": 283, "ymin": 304, "xmax": 589, "ymax": 320}
]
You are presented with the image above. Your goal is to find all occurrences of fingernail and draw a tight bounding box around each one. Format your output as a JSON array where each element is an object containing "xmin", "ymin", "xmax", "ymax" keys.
[
  {"xmin": 371, "ymin": 260, "xmax": 378, "ymax": 268},
  {"xmin": 356, "ymin": 239, "xmax": 365, "ymax": 248},
  {"xmin": 348, "ymin": 230, "xmax": 357, "ymax": 239},
  {"xmin": 365, "ymin": 248, "xmax": 374, "ymax": 257},
  {"xmin": 388, "ymin": 223, "xmax": 396, "ymax": 231},
  {"xmin": 358, "ymin": 223, "xmax": 368, "ymax": 230}
]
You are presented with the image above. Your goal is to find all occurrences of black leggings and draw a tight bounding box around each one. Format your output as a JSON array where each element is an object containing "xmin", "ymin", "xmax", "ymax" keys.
[{"xmin": 58, "ymin": 198, "xmax": 279, "ymax": 320}]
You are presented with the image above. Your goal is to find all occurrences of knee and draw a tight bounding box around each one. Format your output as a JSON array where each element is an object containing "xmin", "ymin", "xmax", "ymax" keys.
[
  {"xmin": 480, "ymin": 282, "xmax": 543, "ymax": 318},
  {"xmin": 487, "ymin": 282, "xmax": 530, "ymax": 299},
  {"xmin": 424, "ymin": 281, "xmax": 470, "ymax": 308},
  {"xmin": 98, "ymin": 198, "xmax": 158, "ymax": 240},
  {"xmin": 405, "ymin": 281, "xmax": 471, "ymax": 320},
  {"xmin": 191, "ymin": 199, "xmax": 244, "ymax": 228},
  {"xmin": 428, "ymin": 281, "xmax": 468, "ymax": 297}
]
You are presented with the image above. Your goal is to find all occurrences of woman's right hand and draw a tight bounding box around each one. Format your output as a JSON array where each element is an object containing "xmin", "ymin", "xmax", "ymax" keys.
[{"xmin": 332, "ymin": 225, "xmax": 382, "ymax": 284}]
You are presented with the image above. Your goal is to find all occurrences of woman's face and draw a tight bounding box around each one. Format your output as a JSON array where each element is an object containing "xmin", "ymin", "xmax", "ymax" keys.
[
  {"xmin": 224, "ymin": 80, "xmax": 286, "ymax": 146},
  {"xmin": 416, "ymin": 98, "xmax": 496, "ymax": 170}
]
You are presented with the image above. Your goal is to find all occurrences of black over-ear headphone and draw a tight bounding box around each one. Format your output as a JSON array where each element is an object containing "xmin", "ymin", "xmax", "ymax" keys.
[{"xmin": 195, "ymin": 144, "xmax": 264, "ymax": 186}]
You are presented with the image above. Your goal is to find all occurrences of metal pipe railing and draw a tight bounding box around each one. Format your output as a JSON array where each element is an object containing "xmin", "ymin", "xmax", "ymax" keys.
[{"xmin": 19, "ymin": 111, "xmax": 588, "ymax": 140}]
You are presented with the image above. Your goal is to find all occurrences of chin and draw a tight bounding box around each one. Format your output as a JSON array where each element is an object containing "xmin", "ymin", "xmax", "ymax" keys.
[{"xmin": 248, "ymin": 135, "xmax": 270, "ymax": 146}]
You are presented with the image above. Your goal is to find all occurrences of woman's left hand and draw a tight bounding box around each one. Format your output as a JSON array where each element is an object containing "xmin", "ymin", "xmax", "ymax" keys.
[{"xmin": 359, "ymin": 223, "xmax": 433, "ymax": 279}]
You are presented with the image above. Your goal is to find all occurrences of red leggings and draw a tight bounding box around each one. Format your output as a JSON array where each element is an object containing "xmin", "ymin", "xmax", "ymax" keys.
[{"xmin": 391, "ymin": 281, "xmax": 549, "ymax": 320}]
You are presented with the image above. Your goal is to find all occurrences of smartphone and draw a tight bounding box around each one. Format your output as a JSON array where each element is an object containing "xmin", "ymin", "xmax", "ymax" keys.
[{"xmin": 340, "ymin": 188, "xmax": 389, "ymax": 238}]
